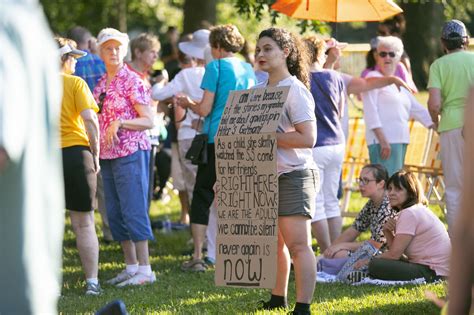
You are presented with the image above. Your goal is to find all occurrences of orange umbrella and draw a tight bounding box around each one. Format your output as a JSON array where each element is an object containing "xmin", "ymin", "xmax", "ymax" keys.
[{"xmin": 271, "ymin": 0, "xmax": 403, "ymax": 22}]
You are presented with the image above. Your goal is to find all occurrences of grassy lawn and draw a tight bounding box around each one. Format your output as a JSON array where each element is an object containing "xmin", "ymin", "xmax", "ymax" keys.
[{"xmin": 58, "ymin": 189, "xmax": 446, "ymax": 314}]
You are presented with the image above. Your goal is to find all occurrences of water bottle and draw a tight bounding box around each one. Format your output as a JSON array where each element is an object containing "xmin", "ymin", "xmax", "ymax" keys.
[{"xmin": 163, "ymin": 217, "xmax": 172, "ymax": 234}]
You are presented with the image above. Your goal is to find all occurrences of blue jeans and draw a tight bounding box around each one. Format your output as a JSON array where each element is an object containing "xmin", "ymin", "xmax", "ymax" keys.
[{"xmin": 100, "ymin": 150, "xmax": 154, "ymax": 242}]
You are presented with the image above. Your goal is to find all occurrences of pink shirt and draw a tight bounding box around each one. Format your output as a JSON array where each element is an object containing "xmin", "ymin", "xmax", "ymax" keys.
[
  {"xmin": 396, "ymin": 204, "xmax": 451, "ymax": 276},
  {"xmin": 94, "ymin": 65, "xmax": 151, "ymax": 159}
]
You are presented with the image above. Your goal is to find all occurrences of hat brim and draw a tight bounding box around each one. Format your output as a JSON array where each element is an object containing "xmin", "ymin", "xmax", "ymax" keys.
[
  {"xmin": 179, "ymin": 42, "xmax": 205, "ymax": 60},
  {"xmin": 97, "ymin": 37, "xmax": 129, "ymax": 47},
  {"xmin": 59, "ymin": 45, "xmax": 87, "ymax": 58},
  {"xmin": 69, "ymin": 49, "xmax": 87, "ymax": 58}
]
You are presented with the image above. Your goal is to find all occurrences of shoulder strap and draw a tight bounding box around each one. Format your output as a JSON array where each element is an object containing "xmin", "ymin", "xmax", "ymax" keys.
[{"xmin": 205, "ymin": 59, "xmax": 220, "ymax": 134}]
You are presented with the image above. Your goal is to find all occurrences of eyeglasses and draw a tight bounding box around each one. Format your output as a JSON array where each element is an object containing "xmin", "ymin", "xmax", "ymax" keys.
[
  {"xmin": 357, "ymin": 177, "xmax": 377, "ymax": 185},
  {"xmin": 378, "ymin": 51, "xmax": 396, "ymax": 58},
  {"xmin": 98, "ymin": 92, "xmax": 106, "ymax": 114}
]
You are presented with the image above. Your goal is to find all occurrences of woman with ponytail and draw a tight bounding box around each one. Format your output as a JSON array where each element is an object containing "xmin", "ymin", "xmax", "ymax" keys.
[{"xmin": 254, "ymin": 27, "xmax": 319, "ymax": 315}]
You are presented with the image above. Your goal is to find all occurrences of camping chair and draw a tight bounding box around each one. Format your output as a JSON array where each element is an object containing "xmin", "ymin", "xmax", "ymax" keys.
[
  {"xmin": 341, "ymin": 117, "xmax": 369, "ymax": 217},
  {"xmin": 404, "ymin": 127, "xmax": 446, "ymax": 212}
]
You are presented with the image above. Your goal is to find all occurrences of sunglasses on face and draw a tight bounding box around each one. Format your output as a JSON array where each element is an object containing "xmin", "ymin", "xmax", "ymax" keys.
[
  {"xmin": 357, "ymin": 177, "xmax": 377, "ymax": 185},
  {"xmin": 98, "ymin": 92, "xmax": 106, "ymax": 114},
  {"xmin": 378, "ymin": 51, "xmax": 396, "ymax": 58}
]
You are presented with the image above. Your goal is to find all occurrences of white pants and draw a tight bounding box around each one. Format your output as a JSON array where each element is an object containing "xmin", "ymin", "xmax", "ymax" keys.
[
  {"xmin": 206, "ymin": 203, "xmax": 217, "ymax": 260},
  {"xmin": 311, "ymin": 143, "xmax": 345, "ymax": 222},
  {"xmin": 439, "ymin": 128, "xmax": 464, "ymax": 231},
  {"xmin": 177, "ymin": 138, "xmax": 198, "ymax": 201}
]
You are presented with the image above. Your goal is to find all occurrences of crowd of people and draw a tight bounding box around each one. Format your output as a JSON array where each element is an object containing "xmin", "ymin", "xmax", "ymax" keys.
[{"xmin": 2, "ymin": 11, "xmax": 473, "ymax": 314}]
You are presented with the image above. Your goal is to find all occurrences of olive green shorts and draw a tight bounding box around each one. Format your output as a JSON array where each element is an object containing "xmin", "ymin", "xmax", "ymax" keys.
[{"xmin": 278, "ymin": 168, "xmax": 319, "ymax": 218}]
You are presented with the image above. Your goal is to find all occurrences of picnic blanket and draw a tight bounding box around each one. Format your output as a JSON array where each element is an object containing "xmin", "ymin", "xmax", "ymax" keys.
[{"xmin": 317, "ymin": 272, "xmax": 426, "ymax": 286}]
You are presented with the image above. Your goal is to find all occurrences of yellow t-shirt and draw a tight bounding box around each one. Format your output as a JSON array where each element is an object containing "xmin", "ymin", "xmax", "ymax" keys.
[{"xmin": 60, "ymin": 74, "xmax": 99, "ymax": 148}]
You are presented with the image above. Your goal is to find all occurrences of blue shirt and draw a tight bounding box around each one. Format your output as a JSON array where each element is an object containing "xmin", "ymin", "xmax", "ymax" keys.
[
  {"xmin": 74, "ymin": 49, "xmax": 105, "ymax": 92},
  {"xmin": 200, "ymin": 57, "xmax": 256, "ymax": 143},
  {"xmin": 310, "ymin": 70, "xmax": 345, "ymax": 146}
]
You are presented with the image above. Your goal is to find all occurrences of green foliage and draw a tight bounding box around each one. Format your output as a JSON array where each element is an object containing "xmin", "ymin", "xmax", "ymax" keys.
[
  {"xmin": 233, "ymin": 0, "xmax": 329, "ymax": 35},
  {"xmin": 39, "ymin": 0, "xmax": 183, "ymax": 36}
]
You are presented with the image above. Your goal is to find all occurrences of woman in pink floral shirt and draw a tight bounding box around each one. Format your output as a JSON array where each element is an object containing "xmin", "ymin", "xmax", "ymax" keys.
[{"xmin": 94, "ymin": 28, "xmax": 155, "ymax": 287}]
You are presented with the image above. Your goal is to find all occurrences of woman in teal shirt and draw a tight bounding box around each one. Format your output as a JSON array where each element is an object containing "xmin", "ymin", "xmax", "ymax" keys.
[{"xmin": 177, "ymin": 24, "xmax": 256, "ymax": 271}]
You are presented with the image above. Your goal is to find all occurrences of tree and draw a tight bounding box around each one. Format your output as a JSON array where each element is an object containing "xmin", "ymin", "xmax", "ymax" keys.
[
  {"xmin": 231, "ymin": 0, "xmax": 474, "ymax": 90},
  {"xmin": 39, "ymin": 0, "xmax": 181, "ymax": 36},
  {"xmin": 401, "ymin": 2, "xmax": 445, "ymax": 89},
  {"xmin": 183, "ymin": 0, "xmax": 217, "ymax": 34}
]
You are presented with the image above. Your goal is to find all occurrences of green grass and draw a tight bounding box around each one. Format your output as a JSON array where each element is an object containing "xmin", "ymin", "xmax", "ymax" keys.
[{"xmin": 58, "ymin": 190, "xmax": 446, "ymax": 314}]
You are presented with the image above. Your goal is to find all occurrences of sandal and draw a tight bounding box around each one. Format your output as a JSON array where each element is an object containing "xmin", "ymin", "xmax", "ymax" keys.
[
  {"xmin": 181, "ymin": 258, "xmax": 207, "ymax": 272},
  {"xmin": 347, "ymin": 270, "xmax": 368, "ymax": 283}
]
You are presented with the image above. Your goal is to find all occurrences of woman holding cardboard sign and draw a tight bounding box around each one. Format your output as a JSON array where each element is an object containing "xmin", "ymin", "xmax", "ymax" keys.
[
  {"xmin": 176, "ymin": 24, "xmax": 256, "ymax": 272},
  {"xmin": 254, "ymin": 28, "xmax": 319, "ymax": 315}
]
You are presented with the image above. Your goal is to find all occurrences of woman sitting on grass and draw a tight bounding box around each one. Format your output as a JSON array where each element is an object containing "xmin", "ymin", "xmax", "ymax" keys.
[
  {"xmin": 365, "ymin": 170, "xmax": 451, "ymax": 282},
  {"xmin": 323, "ymin": 164, "xmax": 396, "ymax": 259}
]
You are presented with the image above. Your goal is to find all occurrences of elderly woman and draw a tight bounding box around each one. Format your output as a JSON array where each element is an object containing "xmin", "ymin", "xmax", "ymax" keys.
[
  {"xmin": 361, "ymin": 36, "xmax": 433, "ymax": 176},
  {"xmin": 176, "ymin": 24, "xmax": 256, "ymax": 272},
  {"xmin": 94, "ymin": 28, "xmax": 155, "ymax": 286},
  {"xmin": 57, "ymin": 37, "xmax": 101, "ymax": 295}
]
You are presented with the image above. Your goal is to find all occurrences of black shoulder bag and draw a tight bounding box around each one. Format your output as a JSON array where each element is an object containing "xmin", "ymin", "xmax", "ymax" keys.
[{"xmin": 185, "ymin": 60, "xmax": 220, "ymax": 165}]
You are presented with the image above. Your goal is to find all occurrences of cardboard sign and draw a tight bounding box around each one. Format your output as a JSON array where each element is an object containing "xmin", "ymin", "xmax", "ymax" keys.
[{"xmin": 214, "ymin": 86, "xmax": 289, "ymax": 288}]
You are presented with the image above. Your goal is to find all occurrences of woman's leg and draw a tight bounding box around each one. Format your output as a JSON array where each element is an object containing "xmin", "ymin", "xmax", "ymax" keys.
[
  {"xmin": 70, "ymin": 210, "xmax": 99, "ymax": 279},
  {"xmin": 280, "ymin": 215, "xmax": 316, "ymax": 304},
  {"xmin": 121, "ymin": 241, "xmax": 138, "ymax": 265},
  {"xmin": 369, "ymin": 258, "xmax": 438, "ymax": 282},
  {"xmin": 271, "ymin": 230, "xmax": 291, "ymax": 297}
]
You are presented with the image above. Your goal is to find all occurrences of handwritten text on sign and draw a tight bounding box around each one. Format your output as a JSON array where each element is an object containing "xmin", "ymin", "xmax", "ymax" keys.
[
  {"xmin": 214, "ymin": 85, "xmax": 289, "ymax": 288},
  {"xmin": 215, "ymin": 133, "xmax": 278, "ymax": 287},
  {"xmin": 217, "ymin": 87, "xmax": 289, "ymax": 136}
]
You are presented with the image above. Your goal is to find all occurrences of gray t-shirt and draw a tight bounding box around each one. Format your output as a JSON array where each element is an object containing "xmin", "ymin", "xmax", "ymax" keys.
[{"xmin": 257, "ymin": 76, "xmax": 317, "ymax": 175}]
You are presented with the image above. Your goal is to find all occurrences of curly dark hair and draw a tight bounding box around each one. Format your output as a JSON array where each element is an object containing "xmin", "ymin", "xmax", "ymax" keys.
[
  {"xmin": 258, "ymin": 28, "xmax": 310, "ymax": 88},
  {"xmin": 209, "ymin": 24, "xmax": 245, "ymax": 53}
]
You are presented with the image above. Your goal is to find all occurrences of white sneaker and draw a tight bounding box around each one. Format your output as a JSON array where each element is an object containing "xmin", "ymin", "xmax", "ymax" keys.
[
  {"xmin": 106, "ymin": 270, "xmax": 135, "ymax": 285},
  {"xmin": 116, "ymin": 272, "xmax": 156, "ymax": 287}
]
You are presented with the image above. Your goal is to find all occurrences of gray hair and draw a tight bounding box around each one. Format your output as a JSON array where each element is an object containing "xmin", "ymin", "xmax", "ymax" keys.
[{"xmin": 376, "ymin": 36, "xmax": 404, "ymax": 59}]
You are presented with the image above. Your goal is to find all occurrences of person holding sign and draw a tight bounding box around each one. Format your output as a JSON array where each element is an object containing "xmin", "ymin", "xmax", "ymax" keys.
[
  {"xmin": 254, "ymin": 28, "xmax": 318, "ymax": 315},
  {"xmin": 176, "ymin": 24, "xmax": 256, "ymax": 272}
]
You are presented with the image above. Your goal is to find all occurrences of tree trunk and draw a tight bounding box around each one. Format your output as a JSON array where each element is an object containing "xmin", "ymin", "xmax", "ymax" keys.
[
  {"xmin": 401, "ymin": 2, "xmax": 444, "ymax": 90},
  {"xmin": 118, "ymin": 0, "xmax": 127, "ymax": 32},
  {"xmin": 183, "ymin": 0, "xmax": 217, "ymax": 34}
]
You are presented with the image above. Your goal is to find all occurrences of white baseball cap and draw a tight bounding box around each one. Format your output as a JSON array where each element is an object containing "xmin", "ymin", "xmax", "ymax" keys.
[{"xmin": 97, "ymin": 28, "xmax": 129, "ymax": 47}]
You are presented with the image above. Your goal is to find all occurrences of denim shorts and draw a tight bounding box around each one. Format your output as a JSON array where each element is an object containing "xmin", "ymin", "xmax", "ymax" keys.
[
  {"xmin": 278, "ymin": 168, "xmax": 319, "ymax": 218},
  {"xmin": 100, "ymin": 150, "xmax": 154, "ymax": 242}
]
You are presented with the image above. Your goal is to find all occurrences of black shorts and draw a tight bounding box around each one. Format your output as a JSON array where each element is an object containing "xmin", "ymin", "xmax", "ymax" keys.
[
  {"xmin": 62, "ymin": 145, "xmax": 97, "ymax": 212},
  {"xmin": 190, "ymin": 143, "xmax": 216, "ymax": 225}
]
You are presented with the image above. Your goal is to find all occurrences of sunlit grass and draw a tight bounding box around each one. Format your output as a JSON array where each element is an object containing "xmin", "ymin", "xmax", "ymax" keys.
[{"xmin": 58, "ymin": 189, "xmax": 445, "ymax": 314}]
